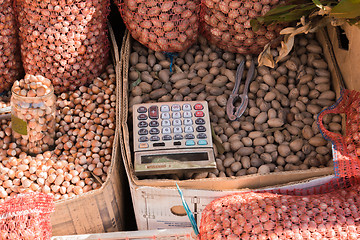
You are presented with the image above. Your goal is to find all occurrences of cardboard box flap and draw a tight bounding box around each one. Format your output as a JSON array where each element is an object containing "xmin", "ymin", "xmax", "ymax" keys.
[{"xmin": 326, "ymin": 23, "xmax": 360, "ymax": 91}]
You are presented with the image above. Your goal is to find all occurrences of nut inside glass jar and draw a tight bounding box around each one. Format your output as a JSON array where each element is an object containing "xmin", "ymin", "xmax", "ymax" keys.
[{"xmin": 11, "ymin": 84, "xmax": 56, "ymax": 155}]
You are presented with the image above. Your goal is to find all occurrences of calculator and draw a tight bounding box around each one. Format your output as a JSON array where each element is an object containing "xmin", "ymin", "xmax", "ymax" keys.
[{"xmin": 133, "ymin": 101, "xmax": 216, "ymax": 175}]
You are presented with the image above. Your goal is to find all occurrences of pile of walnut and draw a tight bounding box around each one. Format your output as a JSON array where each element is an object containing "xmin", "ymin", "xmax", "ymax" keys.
[
  {"xmin": 0, "ymin": 64, "xmax": 116, "ymax": 201},
  {"xmin": 128, "ymin": 33, "xmax": 340, "ymax": 180}
]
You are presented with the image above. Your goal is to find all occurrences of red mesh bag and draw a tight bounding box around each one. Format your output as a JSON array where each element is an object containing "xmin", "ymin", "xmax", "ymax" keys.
[
  {"xmin": 200, "ymin": 0, "xmax": 286, "ymax": 54},
  {"xmin": 14, "ymin": 0, "xmax": 110, "ymax": 94},
  {"xmin": 0, "ymin": 192, "xmax": 54, "ymax": 240},
  {"xmin": 117, "ymin": 0, "xmax": 200, "ymax": 52},
  {"xmin": 199, "ymin": 177, "xmax": 360, "ymax": 239},
  {"xmin": 0, "ymin": 0, "xmax": 23, "ymax": 93},
  {"xmin": 317, "ymin": 89, "xmax": 360, "ymax": 178}
]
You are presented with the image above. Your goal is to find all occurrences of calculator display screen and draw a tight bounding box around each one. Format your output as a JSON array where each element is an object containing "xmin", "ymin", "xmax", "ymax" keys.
[{"xmin": 141, "ymin": 152, "xmax": 209, "ymax": 164}]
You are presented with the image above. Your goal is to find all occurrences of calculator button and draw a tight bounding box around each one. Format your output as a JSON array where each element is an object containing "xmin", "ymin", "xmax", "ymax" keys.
[
  {"xmin": 139, "ymin": 136, "xmax": 148, "ymax": 142},
  {"xmin": 160, "ymin": 105, "xmax": 170, "ymax": 112},
  {"xmin": 184, "ymin": 126, "xmax": 194, "ymax": 133},
  {"xmin": 162, "ymin": 127, "xmax": 171, "ymax": 134},
  {"xmin": 149, "ymin": 106, "xmax": 159, "ymax": 119},
  {"xmin": 196, "ymin": 126, "xmax": 206, "ymax": 132},
  {"xmin": 185, "ymin": 134, "xmax": 195, "ymax": 139},
  {"xmin": 138, "ymin": 129, "xmax": 148, "ymax": 135},
  {"xmin": 174, "ymin": 141, "xmax": 181, "ymax": 146},
  {"xmin": 149, "ymin": 121, "xmax": 159, "ymax": 127},
  {"xmin": 162, "ymin": 120, "xmax": 171, "ymax": 126},
  {"xmin": 153, "ymin": 142, "xmax": 165, "ymax": 147},
  {"xmin": 195, "ymin": 111, "xmax": 204, "ymax": 117},
  {"xmin": 138, "ymin": 121, "xmax": 148, "ymax": 128},
  {"xmin": 172, "ymin": 112, "xmax": 181, "ymax": 119},
  {"xmin": 173, "ymin": 127, "xmax": 183, "ymax": 133},
  {"xmin": 173, "ymin": 119, "xmax": 182, "ymax": 126},
  {"xmin": 182, "ymin": 104, "xmax": 192, "ymax": 111},
  {"xmin": 138, "ymin": 114, "xmax": 148, "ymax": 120},
  {"xmin": 186, "ymin": 140, "xmax": 195, "ymax": 146},
  {"xmin": 197, "ymin": 133, "xmax": 207, "ymax": 139},
  {"xmin": 150, "ymin": 136, "xmax": 160, "ymax": 141},
  {"xmin": 184, "ymin": 119, "xmax": 193, "ymax": 125},
  {"xmin": 139, "ymin": 143, "xmax": 149, "ymax": 148},
  {"xmin": 149, "ymin": 128, "xmax": 160, "ymax": 135},
  {"xmin": 137, "ymin": 106, "xmax": 147, "ymax": 113},
  {"xmin": 174, "ymin": 134, "xmax": 183, "ymax": 140},
  {"xmin": 172, "ymin": 104, "xmax": 181, "ymax": 111},
  {"xmin": 198, "ymin": 140, "xmax": 208, "ymax": 145},
  {"xmin": 162, "ymin": 135, "xmax": 172, "ymax": 141},
  {"xmin": 195, "ymin": 118, "xmax": 205, "ymax": 125},
  {"xmin": 183, "ymin": 111, "xmax": 192, "ymax": 118},
  {"xmin": 161, "ymin": 112, "xmax": 170, "ymax": 119},
  {"xmin": 194, "ymin": 104, "xmax": 204, "ymax": 110}
]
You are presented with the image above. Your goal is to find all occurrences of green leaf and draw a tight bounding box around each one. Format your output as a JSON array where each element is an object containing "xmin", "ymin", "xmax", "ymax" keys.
[
  {"xmin": 312, "ymin": 0, "xmax": 324, "ymax": 8},
  {"xmin": 264, "ymin": 5, "xmax": 298, "ymax": 16},
  {"xmin": 131, "ymin": 70, "xmax": 141, "ymax": 88},
  {"xmin": 279, "ymin": 8, "xmax": 315, "ymax": 22},
  {"xmin": 348, "ymin": 17, "xmax": 360, "ymax": 25},
  {"xmin": 250, "ymin": 19, "xmax": 260, "ymax": 32},
  {"xmin": 330, "ymin": 0, "xmax": 360, "ymax": 18}
]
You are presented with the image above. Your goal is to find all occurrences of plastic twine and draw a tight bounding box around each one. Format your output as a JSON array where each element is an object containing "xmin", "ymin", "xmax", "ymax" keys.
[
  {"xmin": 164, "ymin": 52, "xmax": 178, "ymax": 73},
  {"xmin": 176, "ymin": 183, "xmax": 199, "ymax": 236}
]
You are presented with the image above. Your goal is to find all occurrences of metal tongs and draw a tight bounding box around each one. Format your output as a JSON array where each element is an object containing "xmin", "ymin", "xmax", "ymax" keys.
[
  {"xmin": 226, "ymin": 59, "xmax": 255, "ymax": 121},
  {"xmin": 0, "ymin": 106, "xmax": 11, "ymax": 120}
]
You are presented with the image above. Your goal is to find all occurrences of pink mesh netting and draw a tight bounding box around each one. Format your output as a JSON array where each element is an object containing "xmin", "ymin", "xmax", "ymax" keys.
[
  {"xmin": 117, "ymin": 0, "xmax": 200, "ymax": 52},
  {"xmin": 318, "ymin": 89, "xmax": 360, "ymax": 178},
  {"xmin": 199, "ymin": 0, "xmax": 286, "ymax": 54},
  {"xmin": 0, "ymin": 0, "xmax": 23, "ymax": 93},
  {"xmin": 0, "ymin": 192, "xmax": 54, "ymax": 240},
  {"xmin": 14, "ymin": 0, "xmax": 110, "ymax": 94},
  {"xmin": 200, "ymin": 177, "xmax": 360, "ymax": 239}
]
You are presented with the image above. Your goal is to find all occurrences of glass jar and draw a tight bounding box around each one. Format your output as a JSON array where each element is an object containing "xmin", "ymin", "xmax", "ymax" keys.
[{"xmin": 11, "ymin": 85, "xmax": 56, "ymax": 155}]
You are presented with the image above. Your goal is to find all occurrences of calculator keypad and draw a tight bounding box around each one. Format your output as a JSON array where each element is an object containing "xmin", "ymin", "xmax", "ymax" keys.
[{"xmin": 133, "ymin": 101, "xmax": 213, "ymax": 151}]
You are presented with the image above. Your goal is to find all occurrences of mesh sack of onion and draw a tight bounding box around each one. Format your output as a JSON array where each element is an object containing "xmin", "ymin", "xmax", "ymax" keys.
[
  {"xmin": 14, "ymin": 0, "xmax": 110, "ymax": 94},
  {"xmin": 0, "ymin": 192, "xmax": 54, "ymax": 240},
  {"xmin": 199, "ymin": 0, "xmax": 287, "ymax": 55},
  {"xmin": 117, "ymin": 0, "xmax": 200, "ymax": 52},
  {"xmin": 0, "ymin": 0, "xmax": 23, "ymax": 94},
  {"xmin": 199, "ymin": 177, "xmax": 360, "ymax": 239},
  {"xmin": 317, "ymin": 89, "xmax": 360, "ymax": 179}
]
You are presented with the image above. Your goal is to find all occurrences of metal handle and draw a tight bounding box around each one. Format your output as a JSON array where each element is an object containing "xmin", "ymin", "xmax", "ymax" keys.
[
  {"xmin": 231, "ymin": 60, "xmax": 245, "ymax": 95},
  {"xmin": 0, "ymin": 107, "xmax": 11, "ymax": 120},
  {"xmin": 0, "ymin": 106, "xmax": 11, "ymax": 114},
  {"xmin": 242, "ymin": 60, "xmax": 255, "ymax": 96}
]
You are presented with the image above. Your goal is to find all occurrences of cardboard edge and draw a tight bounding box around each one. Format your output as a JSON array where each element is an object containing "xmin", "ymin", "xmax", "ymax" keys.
[
  {"xmin": 315, "ymin": 27, "xmax": 345, "ymax": 98},
  {"xmin": 51, "ymin": 24, "xmax": 125, "ymax": 235},
  {"xmin": 120, "ymin": 29, "xmax": 335, "ymax": 192},
  {"xmin": 326, "ymin": 23, "xmax": 360, "ymax": 91}
]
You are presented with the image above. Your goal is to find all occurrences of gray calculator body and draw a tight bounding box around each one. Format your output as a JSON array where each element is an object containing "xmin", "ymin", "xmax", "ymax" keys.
[{"xmin": 133, "ymin": 101, "xmax": 216, "ymax": 175}]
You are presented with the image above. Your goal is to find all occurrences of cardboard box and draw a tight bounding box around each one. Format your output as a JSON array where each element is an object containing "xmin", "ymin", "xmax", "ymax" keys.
[
  {"xmin": 50, "ymin": 25, "xmax": 126, "ymax": 236},
  {"xmin": 119, "ymin": 29, "xmax": 337, "ymax": 230},
  {"xmin": 325, "ymin": 23, "xmax": 360, "ymax": 91},
  {"xmin": 52, "ymin": 228, "xmax": 196, "ymax": 240}
]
